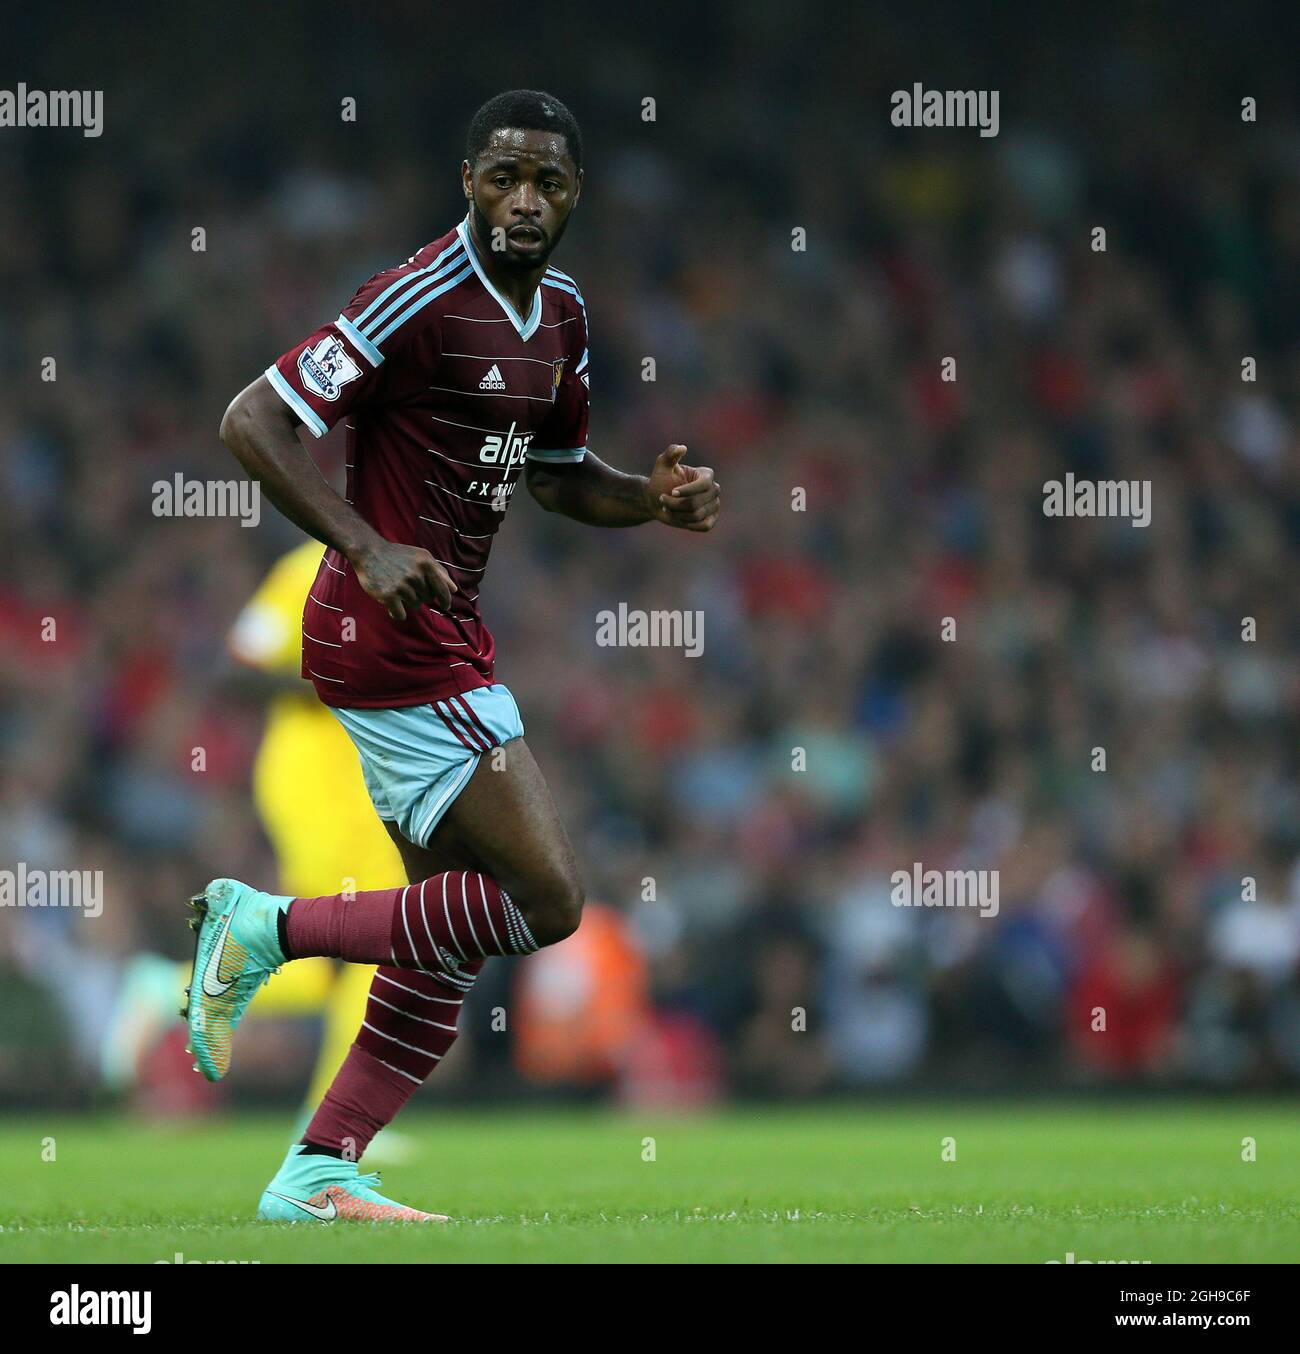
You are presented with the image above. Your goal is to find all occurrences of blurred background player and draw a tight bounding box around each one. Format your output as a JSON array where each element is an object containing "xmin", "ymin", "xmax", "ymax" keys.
[
  {"xmin": 102, "ymin": 539, "xmax": 410, "ymax": 1150},
  {"xmin": 223, "ymin": 537, "xmax": 412, "ymax": 1126}
]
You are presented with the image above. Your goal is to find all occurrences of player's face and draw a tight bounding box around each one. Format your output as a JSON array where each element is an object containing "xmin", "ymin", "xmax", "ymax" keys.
[{"xmin": 463, "ymin": 128, "xmax": 582, "ymax": 270}]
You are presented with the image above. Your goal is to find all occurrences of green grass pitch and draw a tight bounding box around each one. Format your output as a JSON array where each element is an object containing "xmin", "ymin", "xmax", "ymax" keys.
[{"xmin": 1, "ymin": 1103, "xmax": 1296, "ymax": 1263}]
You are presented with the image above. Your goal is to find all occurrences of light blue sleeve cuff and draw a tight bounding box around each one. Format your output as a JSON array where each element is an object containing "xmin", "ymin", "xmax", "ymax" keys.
[
  {"xmin": 526, "ymin": 446, "xmax": 588, "ymax": 464},
  {"xmin": 264, "ymin": 365, "xmax": 329, "ymax": 438}
]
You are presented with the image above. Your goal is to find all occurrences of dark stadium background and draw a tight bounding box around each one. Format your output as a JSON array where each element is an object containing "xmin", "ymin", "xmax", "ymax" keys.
[{"xmin": 1, "ymin": 0, "xmax": 1297, "ymax": 1114}]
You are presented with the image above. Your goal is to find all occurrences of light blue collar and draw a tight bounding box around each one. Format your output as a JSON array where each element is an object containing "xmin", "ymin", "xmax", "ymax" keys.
[{"xmin": 456, "ymin": 217, "xmax": 543, "ymax": 341}]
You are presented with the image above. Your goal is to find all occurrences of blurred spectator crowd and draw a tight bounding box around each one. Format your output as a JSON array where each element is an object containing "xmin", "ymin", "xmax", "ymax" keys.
[{"xmin": 1, "ymin": 3, "xmax": 1298, "ymax": 1107}]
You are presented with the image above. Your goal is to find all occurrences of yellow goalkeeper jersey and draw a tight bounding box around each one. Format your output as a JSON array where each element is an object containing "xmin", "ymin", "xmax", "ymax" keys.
[{"xmin": 227, "ymin": 539, "xmax": 403, "ymax": 897}]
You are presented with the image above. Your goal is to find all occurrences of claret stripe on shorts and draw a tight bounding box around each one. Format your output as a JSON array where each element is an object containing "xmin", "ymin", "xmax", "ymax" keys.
[
  {"xmin": 450, "ymin": 692, "xmax": 497, "ymax": 747},
  {"xmin": 429, "ymin": 697, "xmax": 500, "ymax": 752}
]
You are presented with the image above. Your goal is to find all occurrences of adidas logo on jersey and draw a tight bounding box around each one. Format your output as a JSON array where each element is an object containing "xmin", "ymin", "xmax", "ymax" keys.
[{"xmin": 479, "ymin": 364, "xmax": 506, "ymax": 391}]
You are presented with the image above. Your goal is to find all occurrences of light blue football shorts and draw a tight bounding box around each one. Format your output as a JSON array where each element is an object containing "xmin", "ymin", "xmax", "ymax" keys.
[{"xmin": 330, "ymin": 683, "xmax": 525, "ymax": 848}]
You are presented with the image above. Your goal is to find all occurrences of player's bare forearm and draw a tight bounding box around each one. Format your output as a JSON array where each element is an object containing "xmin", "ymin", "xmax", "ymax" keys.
[
  {"xmin": 526, "ymin": 445, "xmax": 720, "ymax": 532},
  {"xmin": 525, "ymin": 451, "xmax": 655, "ymax": 526},
  {"xmin": 219, "ymin": 376, "xmax": 457, "ymax": 620},
  {"xmin": 219, "ymin": 376, "xmax": 386, "ymax": 562}
]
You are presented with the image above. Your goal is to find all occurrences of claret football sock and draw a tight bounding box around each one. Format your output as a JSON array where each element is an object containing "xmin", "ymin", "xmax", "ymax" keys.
[
  {"xmin": 301, "ymin": 960, "xmax": 483, "ymax": 1158},
  {"xmin": 287, "ymin": 876, "xmax": 511, "ymax": 1157},
  {"xmin": 285, "ymin": 872, "xmax": 537, "ymax": 983}
]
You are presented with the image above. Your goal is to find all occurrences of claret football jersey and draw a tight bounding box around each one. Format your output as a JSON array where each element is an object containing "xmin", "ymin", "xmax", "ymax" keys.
[{"xmin": 264, "ymin": 216, "xmax": 590, "ymax": 707}]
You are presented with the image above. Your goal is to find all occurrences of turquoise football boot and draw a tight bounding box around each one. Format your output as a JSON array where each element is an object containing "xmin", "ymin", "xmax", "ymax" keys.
[
  {"xmin": 257, "ymin": 1144, "xmax": 448, "ymax": 1223},
  {"xmin": 181, "ymin": 878, "xmax": 292, "ymax": 1081}
]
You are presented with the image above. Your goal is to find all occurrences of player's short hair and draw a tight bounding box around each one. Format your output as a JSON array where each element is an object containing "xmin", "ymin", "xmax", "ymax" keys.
[{"xmin": 467, "ymin": 89, "xmax": 583, "ymax": 171}]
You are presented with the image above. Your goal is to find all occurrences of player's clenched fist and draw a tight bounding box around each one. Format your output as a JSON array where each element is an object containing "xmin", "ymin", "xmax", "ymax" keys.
[
  {"xmin": 351, "ymin": 541, "xmax": 457, "ymax": 620},
  {"xmin": 646, "ymin": 445, "xmax": 721, "ymax": 532}
]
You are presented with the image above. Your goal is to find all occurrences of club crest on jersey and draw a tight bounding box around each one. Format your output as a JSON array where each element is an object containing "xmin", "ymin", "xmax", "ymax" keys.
[
  {"xmin": 478, "ymin": 421, "xmax": 533, "ymax": 470},
  {"xmin": 298, "ymin": 335, "xmax": 361, "ymax": 401},
  {"xmin": 550, "ymin": 358, "xmax": 565, "ymax": 403}
]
